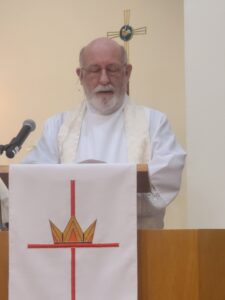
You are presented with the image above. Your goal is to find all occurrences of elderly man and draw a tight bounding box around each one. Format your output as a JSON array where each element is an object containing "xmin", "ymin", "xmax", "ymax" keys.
[{"xmin": 22, "ymin": 37, "xmax": 186, "ymax": 228}]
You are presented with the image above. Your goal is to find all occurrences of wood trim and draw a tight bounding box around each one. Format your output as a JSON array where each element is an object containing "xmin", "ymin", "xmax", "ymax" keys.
[
  {"xmin": 0, "ymin": 165, "xmax": 150, "ymax": 192},
  {"xmin": 0, "ymin": 164, "xmax": 148, "ymax": 173}
]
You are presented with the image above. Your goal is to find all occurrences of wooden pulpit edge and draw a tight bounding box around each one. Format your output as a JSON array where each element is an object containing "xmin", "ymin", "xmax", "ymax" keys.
[
  {"xmin": 0, "ymin": 164, "xmax": 150, "ymax": 193},
  {"xmin": 1, "ymin": 164, "xmax": 148, "ymax": 172}
]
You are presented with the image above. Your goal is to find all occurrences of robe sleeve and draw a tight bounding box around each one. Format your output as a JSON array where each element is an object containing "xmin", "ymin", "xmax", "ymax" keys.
[
  {"xmin": 149, "ymin": 110, "xmax": 186, "ymax": 206},
  {"xmin": 137, "ymin": 109, "xmax": 186, "ymax": 228},
  {"xmin": 21, "ymin": 113, "xmax": 64, "ymax": 164}
]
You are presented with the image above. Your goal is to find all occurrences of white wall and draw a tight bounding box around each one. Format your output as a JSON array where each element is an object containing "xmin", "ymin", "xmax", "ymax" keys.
[
  {"xmin": 0, "ymin": 0, "xmax": 186, "ymax": 228},
  {"xmin": 184, "ymin": 0, "xmax": 225, "ymax": 227}
]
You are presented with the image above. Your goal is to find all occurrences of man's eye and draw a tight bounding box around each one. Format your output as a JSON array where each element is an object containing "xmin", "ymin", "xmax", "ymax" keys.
[
  {"xmin": 107, "ymin": 66, "xmax": 119, "ymax": 73},
  {"xmin": 107, "ymin": 65, "xmax": 123, "ymax": 74},
  {"xmin": 88, "ymin": 67, "xmax": 101, "ymax": 73}
]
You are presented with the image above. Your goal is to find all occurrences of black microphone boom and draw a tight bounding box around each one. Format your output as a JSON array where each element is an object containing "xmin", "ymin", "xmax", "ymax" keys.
[{"xmin": 5, "ymin": 119, "xmax": 36, "ymax": 158}]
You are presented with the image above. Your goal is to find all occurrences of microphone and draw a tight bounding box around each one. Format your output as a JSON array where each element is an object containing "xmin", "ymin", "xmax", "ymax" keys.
[{"xmin": 6, "ymin": 119, "xmax": 36, "ymax": 158}]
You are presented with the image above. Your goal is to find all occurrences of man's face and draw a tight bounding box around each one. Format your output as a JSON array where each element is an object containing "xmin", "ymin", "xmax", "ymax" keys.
[{"xmin": 77, "ymin": 40, "xmax": 132, "ymax": 114}]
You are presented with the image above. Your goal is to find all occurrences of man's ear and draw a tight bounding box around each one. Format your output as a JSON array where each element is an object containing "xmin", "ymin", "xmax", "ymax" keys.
[
  {"xmin": 125, "ymin": 64, "xmax": 132, "ymax": 79},
  {"xmin": 76, "ymin": 68, "xmax": 83, "ymax": 82}
]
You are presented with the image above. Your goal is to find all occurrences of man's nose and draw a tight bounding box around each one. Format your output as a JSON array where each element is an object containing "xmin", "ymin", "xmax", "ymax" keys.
[{"xmin": 99, "ymin": 68, "xmax": 110, "ymax": 85}]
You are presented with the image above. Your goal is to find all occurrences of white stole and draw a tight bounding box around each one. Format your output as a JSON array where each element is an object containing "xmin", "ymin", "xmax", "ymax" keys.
[{"xmin": 58, "ymin": 97, "xmax": 151, "ymax": 164}]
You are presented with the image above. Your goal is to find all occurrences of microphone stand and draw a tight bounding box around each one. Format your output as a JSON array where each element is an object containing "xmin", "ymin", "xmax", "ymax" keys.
[
  {"xmin": 0, "ymin": 144, "xmax": 10, "ymax": 156},
  {"xmin": 0, "ymin": 142, "xmax": 16, "ymax": 159},
  {"xmin": 0, "ymin": 144, "xmax": 5, "ymax": 155}
]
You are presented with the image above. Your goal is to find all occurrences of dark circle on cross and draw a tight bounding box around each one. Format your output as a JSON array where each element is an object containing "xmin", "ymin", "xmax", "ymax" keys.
[{"xmin": 119, "ymin": 25, "xmax": 134, "ymax": 41}]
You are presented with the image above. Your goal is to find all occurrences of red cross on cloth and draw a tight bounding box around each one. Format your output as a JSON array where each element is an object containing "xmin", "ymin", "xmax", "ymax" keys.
[{"xmin": 28, "ymin": 180, "xmax": 119, "ymax": 300}]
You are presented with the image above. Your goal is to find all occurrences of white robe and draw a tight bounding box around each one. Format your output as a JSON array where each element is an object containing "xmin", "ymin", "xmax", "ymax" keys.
[{"xmin": 22, "ymin": 98, "xmax": 186, "ymax": 228}]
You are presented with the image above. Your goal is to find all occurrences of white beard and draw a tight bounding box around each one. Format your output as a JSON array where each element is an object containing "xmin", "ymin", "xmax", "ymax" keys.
[{"xmin": 86, "ymin": 93, "xmax": 125, "ymax": 115}]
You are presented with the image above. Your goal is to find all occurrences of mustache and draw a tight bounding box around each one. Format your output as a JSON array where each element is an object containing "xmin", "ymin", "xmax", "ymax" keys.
[{"xmin": 94, "ymin": 85, "xmax": 115, "ymax": 93}]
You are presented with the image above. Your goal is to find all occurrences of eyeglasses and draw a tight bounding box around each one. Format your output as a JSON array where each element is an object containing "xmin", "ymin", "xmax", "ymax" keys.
[{"xmin": 81, "ymin": 64, "xmax": 126, "ymax": 78}]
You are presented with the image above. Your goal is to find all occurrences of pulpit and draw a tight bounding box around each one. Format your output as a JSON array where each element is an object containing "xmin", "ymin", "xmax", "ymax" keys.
[{"xmin": 1, "ymin": 166, "xmax": 225, "ymax": 299}]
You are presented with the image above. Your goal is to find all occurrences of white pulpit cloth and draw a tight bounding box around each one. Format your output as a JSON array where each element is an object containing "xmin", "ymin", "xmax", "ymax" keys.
[{"xmin": 9, "ymin": 164, "xmax": 137, "ymax": 300}]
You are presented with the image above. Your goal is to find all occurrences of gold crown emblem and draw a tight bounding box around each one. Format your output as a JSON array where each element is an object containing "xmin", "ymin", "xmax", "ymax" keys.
[{"xmin": 49, "ymin": 217, "xmax": 97, "ymax": 243}]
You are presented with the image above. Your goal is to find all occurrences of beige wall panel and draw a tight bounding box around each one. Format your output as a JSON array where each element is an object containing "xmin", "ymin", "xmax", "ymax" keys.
[
  {"xmin": 0, "ymin": 0, "xmax": 186, "ymax": 228},
  {"xmin": 184, "ymin": 0, "xmax": 225, "ymax": 228}
]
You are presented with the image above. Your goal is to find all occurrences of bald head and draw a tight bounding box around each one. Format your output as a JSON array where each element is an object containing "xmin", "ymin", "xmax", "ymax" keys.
[{"xmin": 79, "ymin": 37, "xmax": 128, "ymax": 67}]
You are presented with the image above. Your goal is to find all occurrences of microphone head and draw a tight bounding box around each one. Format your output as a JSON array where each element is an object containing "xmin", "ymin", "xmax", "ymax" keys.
[{"xmin": 23, "ymin": 119, "xmax": 36, "ymax": 131}]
